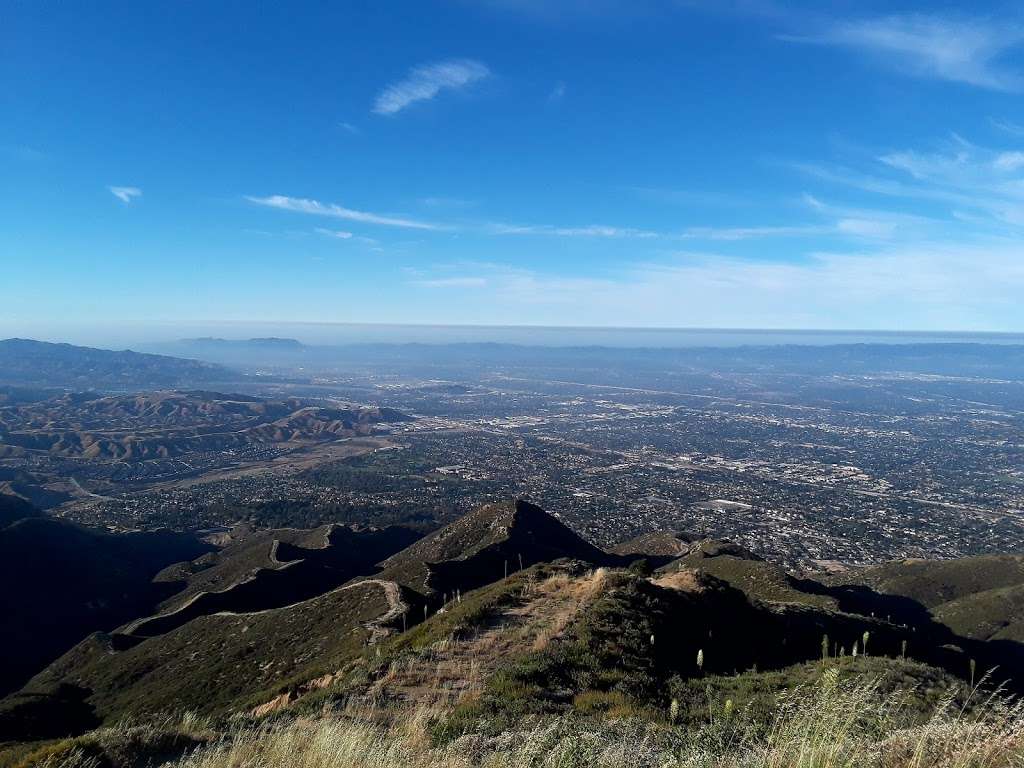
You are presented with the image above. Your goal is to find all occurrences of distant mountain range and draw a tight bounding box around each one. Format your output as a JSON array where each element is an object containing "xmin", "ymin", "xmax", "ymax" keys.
[
  {"xmin": 8, "ymin": 337, "xmax": 1024, "ymax": 393},
  {"xmin": 0, "ymin": 339, "xmax": 238, "ymax": 390},
  {"xmin": 141, "ymin": 337, "xmax": 311, "ymax": 368},
  {"xmin": 147, "ymin": 337, "xmax": 1024, "ymax": 380},
  {"xmin": 177, "ymin": 337, "xmax": 305, "ymax": 350}
]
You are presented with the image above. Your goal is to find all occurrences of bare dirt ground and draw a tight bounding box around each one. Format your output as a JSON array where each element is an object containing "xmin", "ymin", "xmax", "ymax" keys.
[{"xmin": 366, "ymin": 569, "xmax": 609, "ymax": 710}]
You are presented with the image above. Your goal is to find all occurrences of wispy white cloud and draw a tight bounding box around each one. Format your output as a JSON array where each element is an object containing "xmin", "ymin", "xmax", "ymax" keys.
[
  {"xmin": 787, "ymin": 131, "xmax": 1024, "ymax": 240},
  {"xmin": 373, "ymin": 59, "xmax": 490, "ymax": 115},
  {"xmin": 408, "ymin": 242, "xmax": 1024, "ymax": 330},
  {"xmin": 992, "ymin": 151, "xmax": 1024, "ymax": 172},
  {"xmin": 315, "ymin": 227, "xmax": 354, "ymax": 240},
  {"xmin": 247, "ymin": 194, "xmax": 446, "ymax": 231},
  {"xmin": 991, "ymin": 117, "xmax": 1024, "ymax": 137},
  {"xmin": 678, "ymin": 224, "xmax": 830, "ymax": 241},
  {"xmin": 548, "ymin": 81, "xmax": 567, "ymax": 101},
  {"xmin": 873, "ymin": 137, "xmax": 1024, "ymax": 226},
  {"xmin": 784, "ymin": 14, "xmax": 1024, "ymax": 90},
  {"xmin": 801, "ymin": 194, "xmax": 935, "ymax": 239},
  {"xmin": 833, "ymin": 218, "xmax": 896, "ymax": 239},
  {"xmin": 490, "ymin": 222, "xmax": 659, "ymax": 238},
  {"xmin": 492, "ymin": 214, "xmax": 910, "ymax": 243},
  {"xmin": 676, "ymin": 210, "xmax": 912, "ymax": 241},
  {"xmin": 793, "ymin": 161, "xmax": 987, "ymax": 209},
  {"xmin": 109, "ymin": 186, "xmax": 142, "ymax": 204},
  {"xmin": 412, "ymin": 276, "xmax": 489, "ymax": 288},
  {"xmin": 339, "ymin": 122, "xmax": 360, "ymax": 135},
  {"xmin": 419, "ymin": 196, "xmax": 477, "ymax": 209}
]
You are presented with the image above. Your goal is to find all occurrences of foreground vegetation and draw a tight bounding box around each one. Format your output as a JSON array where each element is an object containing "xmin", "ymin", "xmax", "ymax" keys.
[
  {"xmin": 9, "ymin": 507, "xmax": 1024, "ymax": 768},
  {"xmin": 18, "ymin": 670, "xmax": 1024, "ymax": 768}
]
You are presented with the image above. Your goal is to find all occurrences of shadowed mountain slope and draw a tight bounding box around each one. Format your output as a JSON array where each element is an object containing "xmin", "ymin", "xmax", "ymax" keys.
[
  {"xmin": 121, "ymin": 524, "xmax": 419, "ymax": 638},
  {"xmin": 2, "ymin": 580, "xmax": 401, "ymax": 741},
  {"xmin": 610, "ymin": 530, "xmax": 695, "ymax": 567},
  {"xmin": 831, "ymin": 555, "xmax": 1024, "ymax": 610},
  {"xmin": 0, "ymin": 512, "xmax": 213, "ymax": 696},
  {"xmin": 0, "ymin": 493, "xmax": 41, "ymax": 528},
  {"xmin": 5, "ymin": 502, "xmax": 1024, "ymax": 752},
  {"xmin": 0, "ymin": 499, "xmax": 612, "ymax": 737}
]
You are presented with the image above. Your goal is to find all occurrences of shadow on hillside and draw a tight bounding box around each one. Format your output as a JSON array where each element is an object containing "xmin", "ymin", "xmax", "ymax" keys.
[
  {"xmin": 123, "ymin": 526, "xmax": 420, "ymax": 638},
  {"xmin": 793, "ymin": 578, "xmax": 1024, "ymax": 692},
  {"xmin": 0, "ymin": 684, "xmax": 99, "ymax": 742}
]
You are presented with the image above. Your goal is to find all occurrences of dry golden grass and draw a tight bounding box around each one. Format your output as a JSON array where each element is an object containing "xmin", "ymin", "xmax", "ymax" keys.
[
  {"xmin": 530, "ymin": 568, "xmax": 609, "ymax": 651},
  {"xmin": 652, "ymin": 568, "xmax": 703, "ymax": 593},
  {"xmin": 132, "ymin": 671, "xmax": 1024, "ymax": 768}
]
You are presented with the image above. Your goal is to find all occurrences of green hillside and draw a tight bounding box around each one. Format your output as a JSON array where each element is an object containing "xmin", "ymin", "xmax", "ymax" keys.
[{"xmin": 4, "ymin": 501, "xmax": 1024, "ymax": 767}]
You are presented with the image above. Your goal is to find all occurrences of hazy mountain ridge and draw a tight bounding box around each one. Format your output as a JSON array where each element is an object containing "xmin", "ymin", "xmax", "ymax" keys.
[
  {"xmin": 0, "ymin": 339, "xmax": 238, "ymax": 390},
  {"xmin": 159, "ymin": 338, "xmax": 1024, "ymax": 378}
]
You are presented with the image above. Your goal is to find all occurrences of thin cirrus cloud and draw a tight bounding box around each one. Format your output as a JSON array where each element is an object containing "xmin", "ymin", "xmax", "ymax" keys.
[
  {"xmin": 991, "ymin": 117, "xmax": 1024, "ymax": 137},
  {"xmin": 492, "ymin": 222, "xmax": 892, "ymax": 243},
  {"xmin": 793, "ymin": 132, "xmax": 1024, "ymax": 234},
  {"xmin": 252, "ymin": 195, "xmax": 647, "ymax": 238},
  {"xmin": 412, "ymin": 276, "xmax": 489, "ymax": 289},
  {"xmin": 372, "ymin": 59, "xmax": 490, "ymax": 115},
  {"xmin": 783, "ymin": 14, "xmax": 1024, "ymax": 91},
  {"xmin": 247, "ymin": 195, "xmax": 445, "ymax": 231},
  {"xmin": 678, "ymin": 224, "xmax": 831, "ymax": 241},
  {"xmin": 490, "ymin": 223, "xmax": 659, "ymax": 238},
  {"xmin": 405, "ymin": 240, "xmax": 1024, "ymax": 330},
  {"xmin": 252, "ymin": 196, "xmax": 905, "ymax": 244},
  {"xmin": 108, "ymin": 186, "xmax": 142, "ymax": 204},
  {"xmin": 314, "ymin": 227, "xmax": 354, "ymax": 240}
]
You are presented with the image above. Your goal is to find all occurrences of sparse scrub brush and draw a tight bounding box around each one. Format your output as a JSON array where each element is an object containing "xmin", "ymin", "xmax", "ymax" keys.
[{"xmin": 146, "ymin": 671, "xmax": 1024, "ymax": 768}]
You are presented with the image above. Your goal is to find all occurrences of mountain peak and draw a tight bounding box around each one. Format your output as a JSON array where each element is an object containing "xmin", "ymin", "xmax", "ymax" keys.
[{"xmin": 378, "ymin": 498, "xmax": 608, "ymax": 596}]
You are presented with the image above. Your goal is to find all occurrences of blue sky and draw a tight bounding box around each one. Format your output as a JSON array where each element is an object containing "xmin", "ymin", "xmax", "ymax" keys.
[{"xmin": 4, "ymin": 0, "xmax": 1024, "ymax": 341}]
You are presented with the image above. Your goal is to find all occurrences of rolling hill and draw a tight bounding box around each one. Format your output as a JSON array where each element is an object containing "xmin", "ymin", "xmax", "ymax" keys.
[
  {"xmin": 0, "ymin": 390, "xmax": 409, "ymax": 462},
  {"xmin": 3, "ymin": 499, "xmax": 1024, "ymax": 763}
]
